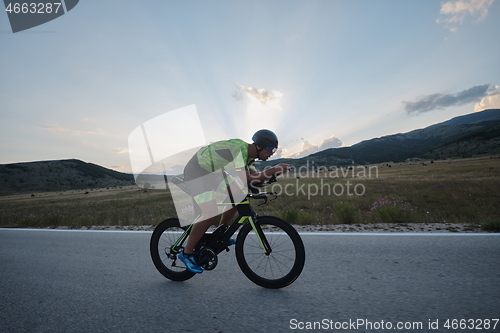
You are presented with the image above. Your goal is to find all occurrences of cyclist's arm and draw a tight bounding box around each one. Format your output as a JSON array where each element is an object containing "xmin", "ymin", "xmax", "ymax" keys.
[{"xmin": 239, "ymin": 163, "xmax": 290, "ymax": 183}]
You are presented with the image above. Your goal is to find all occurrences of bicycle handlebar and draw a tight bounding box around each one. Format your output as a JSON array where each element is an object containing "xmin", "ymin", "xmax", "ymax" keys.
[
  {"xmin": 248, "ymin": 191, "xmax": 278, "ymax": 206},
  {"xmin": 248, "ymin": 174, "xmax": 278, "ymax": 194},
  {"xmin": 247, "ymin": 174, "xmax": 279, "ymax": 205}
]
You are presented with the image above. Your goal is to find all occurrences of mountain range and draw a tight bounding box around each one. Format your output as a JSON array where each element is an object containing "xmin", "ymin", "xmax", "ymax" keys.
[
  {"xmin": 0, "ymin": 159, "xmax": 135, "ymax": 196},
  {"xmin": 1, "ymin": 109, "xmax": 499, "ymax": 195},
  {"xmin": 255, "ymin": 108, "xmax": 500, "ymax": 170}
]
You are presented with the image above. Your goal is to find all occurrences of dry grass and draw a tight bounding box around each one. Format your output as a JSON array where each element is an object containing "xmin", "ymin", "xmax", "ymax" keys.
[
  {"xmin": 257, "ymin": 156, "xmax": 500, "ymax": 229},
  {"xmin": 1, "ymin": 156, "xmax": 499, "ymax": 230},
  {"xmin": 0, "ymin": 187, "xmax": 175, "ymax": 228}
]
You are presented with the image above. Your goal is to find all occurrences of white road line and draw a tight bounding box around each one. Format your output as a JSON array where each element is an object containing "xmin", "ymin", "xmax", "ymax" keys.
[{"xmin": 0, "ymin": 228, "xmax": 498, "ymax": 236}]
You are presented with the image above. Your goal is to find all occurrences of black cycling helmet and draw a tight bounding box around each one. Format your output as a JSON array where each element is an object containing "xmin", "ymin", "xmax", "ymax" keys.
[
  {"xmin": 252, "ymin": 129, "xmax": 278, "ymax": 159},
  {"xmin": 252, "ymin": 129, "xmax": 278, "ymax": 149}
]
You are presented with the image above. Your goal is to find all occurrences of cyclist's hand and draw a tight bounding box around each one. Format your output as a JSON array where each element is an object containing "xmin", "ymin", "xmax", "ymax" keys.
[{"xmin": 273, "ymin": 163, "xmax": 290, "ymax": 176}]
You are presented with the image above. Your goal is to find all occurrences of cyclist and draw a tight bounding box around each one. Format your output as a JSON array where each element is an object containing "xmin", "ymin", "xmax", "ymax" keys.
[{"xmin": 178, "ymin": 129, "xmax": 290, "ymax": 273}]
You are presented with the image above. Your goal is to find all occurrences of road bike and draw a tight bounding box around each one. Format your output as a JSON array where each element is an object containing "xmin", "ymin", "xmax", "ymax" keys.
[{"xmin": 150, "ymin": 175, "xmax": 305, "ymax": 289}]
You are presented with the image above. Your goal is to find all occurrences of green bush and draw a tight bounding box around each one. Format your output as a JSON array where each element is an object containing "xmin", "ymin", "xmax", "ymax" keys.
[
  {"xmin": 279, "ymin": 208, "xmax": 315, "ymax": 225},
  {"xmin": 368, "ymin": 196, "xmax": 413, "ymax": 224},
  {"xmin": 333, "ymin": 202, "xmax": 358, "ymax": 224},
  {"xmin": 481, "ymin": 219, "xmax": 500, "ymax": 232}
]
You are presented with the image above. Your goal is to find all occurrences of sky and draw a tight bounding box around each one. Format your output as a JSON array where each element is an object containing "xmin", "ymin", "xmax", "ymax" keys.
[{"xmin": 1, "ymin": 0, "xmax": 499, "ymax": 173}]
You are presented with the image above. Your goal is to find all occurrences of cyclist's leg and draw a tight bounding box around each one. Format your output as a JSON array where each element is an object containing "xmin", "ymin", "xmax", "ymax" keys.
[
  {"xmin": 183, "ymin": 199, "xmax": 218, "ymax": 254},
  {"xmin": 183, "ymin": 158, "xmax": 219, "ymax": 254},
  {"xmin": 178, "ymin": 196, "xmax": 218, "ymax": 273},
  {"xmin": 218, "ymin": 174, "xmax": 245, "ymax": 225},
  {"xmin": 220, "ymin": 206, "xmax": 237, "ymax": 225},
  {"xmin": 218, "ymin": 207, "xmax": 238, "ymax": 246}
]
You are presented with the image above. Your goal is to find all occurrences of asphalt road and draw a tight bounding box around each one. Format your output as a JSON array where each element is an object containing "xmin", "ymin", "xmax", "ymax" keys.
[{"xmin": 1, "ymin": 229, "xmax": 499, "ymax": 333}]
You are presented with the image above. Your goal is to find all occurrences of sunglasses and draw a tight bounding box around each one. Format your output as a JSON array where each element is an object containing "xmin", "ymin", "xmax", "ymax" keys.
[{"xmin": 265, "ymin": 142, "xmax": 277, "ymax": 154}]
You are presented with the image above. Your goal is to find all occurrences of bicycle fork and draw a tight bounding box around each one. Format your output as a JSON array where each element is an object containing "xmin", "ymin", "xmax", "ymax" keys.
[{"xmin": 246, "ymin": 216, "xmax": 272, "ymax": 256}]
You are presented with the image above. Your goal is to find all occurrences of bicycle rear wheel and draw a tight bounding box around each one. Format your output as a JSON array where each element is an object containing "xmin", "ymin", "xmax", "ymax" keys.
[
  {"xmin": 235, "ymin": 216, "xmax": 305, "ymax": 288},
  {"xmin": 150, "ymin": 218, "xmax": 196, "ymax": 281}
]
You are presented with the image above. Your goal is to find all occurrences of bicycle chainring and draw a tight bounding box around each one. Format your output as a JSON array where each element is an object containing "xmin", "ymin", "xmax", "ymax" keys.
[{"xmin": 198, "ymin": 247, "xmax": 218, "ymax": 270}]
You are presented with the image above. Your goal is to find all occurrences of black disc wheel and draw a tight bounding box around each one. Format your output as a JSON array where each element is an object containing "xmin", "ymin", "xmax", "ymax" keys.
[
  {"xmin": 235, "ymin": 216, "xmax": 305, "ymax": 288},
  {"xmin": 150, "ymin": 218, "xmax": 195, "ymax": 281}
]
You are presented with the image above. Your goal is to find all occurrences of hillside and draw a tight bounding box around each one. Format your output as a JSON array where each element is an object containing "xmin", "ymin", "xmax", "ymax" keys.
[
  {"xmin": 334, "ymin": 119, "xmax": 500, "ymax": 164},
  {"xmin": 421, "ymin": 126, "xmax": 500, "ymax": 160},
  {"xmin": 428, "ymin": 108, "xmax": 500, "ymax": 127},
  {"xmin": 0, "ymin": 159, "xmax": 135, "ymax": 196},
  {"xmin": 255, "ymin": 109, "xmax": 500, "ymax": 170}
]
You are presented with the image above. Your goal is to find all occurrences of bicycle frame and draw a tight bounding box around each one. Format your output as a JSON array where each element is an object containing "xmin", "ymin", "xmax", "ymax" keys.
[{"xmin": 170, "ymin": 195, "xmax": 273, "ymax": 257}]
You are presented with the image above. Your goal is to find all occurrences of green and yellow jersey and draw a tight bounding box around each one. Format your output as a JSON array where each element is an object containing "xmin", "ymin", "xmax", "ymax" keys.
[{"xmin": 195, "ymin": 139, "xmax": 255, "ymax": 173}]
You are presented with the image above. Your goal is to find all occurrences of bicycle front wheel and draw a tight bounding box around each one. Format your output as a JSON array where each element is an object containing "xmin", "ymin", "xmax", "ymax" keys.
[
  {"xmin": 150, "ymin": 218, "xmax": 196, "ymax": 281},
  {"xmin": 235, "ymin": 216, "xmax": 305, "ymax": 288}
]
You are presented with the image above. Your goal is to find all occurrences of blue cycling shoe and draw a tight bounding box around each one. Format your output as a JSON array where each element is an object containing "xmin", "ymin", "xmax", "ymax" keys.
[
  {"xmin": 178, "ymin": 251, "xmax": 203, "ymax": 274},
  {"xmin": 226, "ymin": 238, "xmax": 237, "ymax": 246}
]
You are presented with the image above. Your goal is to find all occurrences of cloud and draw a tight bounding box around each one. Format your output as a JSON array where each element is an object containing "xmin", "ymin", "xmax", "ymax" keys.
[
  {"xmin": 273, "ymin": 147, "xmax": 284, "ymax": 159},
  {"xmin": 474, "ymin": 85, "xmax": 500, "ymax": 112},
  {"xmin": 319, "ymin": 136, "xmax": 344, "ymax": 150},
  {"xmin": 437, "ymin": 0, "xmax": 494, "ymax": 31},
  {"xmin": 43, "ymin": 124, "xmax": 99, "ymax": 136},
  {"xmin": 403, "ymin": 84, "xmax": 490, "ymax": 115},
  {"xmin": 299, "ymin": 140, "xmax": 319, "ymax": 156},
  {"xmin": 234, "ymin": 84, "xmax": 283, "ymax": 109},
  {"xmin": 283, "ymin": 135, "xmax": 344, "ymax": 159},
  {"xmin": 112, "ymin": 148, "xmax": 129, "ymax": 154},
  {"xmin": 285, "ymin": 141, "xmax": 315, "ymax": 159},
  {"xmin": 234, "ymin": 84, "xmax": 285, "ymax": 139},
  {"xmin": 43, "ymin": 125, "xmax": 70, "ymax": 134}
]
